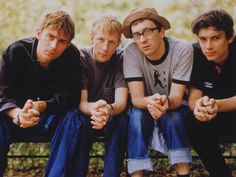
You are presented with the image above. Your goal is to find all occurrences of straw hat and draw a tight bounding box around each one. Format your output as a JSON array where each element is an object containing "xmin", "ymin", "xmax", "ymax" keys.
[{"xmin": 123, "ymin": 7, "xmax": 171, "ymax": 38}]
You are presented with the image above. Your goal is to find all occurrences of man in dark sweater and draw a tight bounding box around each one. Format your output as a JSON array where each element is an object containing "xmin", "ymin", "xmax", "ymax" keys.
[
  {"xmin": 185, "ymin": 9, "xmax": 236, "ymax": 177},
  {"xmin": 0, "ymin": 10, "xmax": 81, "ymax": 177},
  {"xmin": 76, "ymin": 15, "xmax": 128, "ymax": 177}
]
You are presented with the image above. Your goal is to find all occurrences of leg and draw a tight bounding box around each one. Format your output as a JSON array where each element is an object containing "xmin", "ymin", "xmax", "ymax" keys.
[
  {"xmin": 127, "ymin": 108, "xmax": 154, "ymax": 176},
  {"xmin": 44, "ymin": 110, "xmax": 82, "ymax": 177},
  {"xmin": 0, "ymin": 117, "xmax": 11, "ymax": 176},
  {"xmin": 159, "ymin": 106, "xmax": 191, "ymax": 175},
  {"xmin": 69, "ymin": 114, "xmax": 93, "ymax": 177},
  {"xmin": 185, "ymin": 111, "xmax": 232, "ymax": 177},
  {"xmin": 103, "ymin": 112, "xmax": 128, "ymax": 177}
]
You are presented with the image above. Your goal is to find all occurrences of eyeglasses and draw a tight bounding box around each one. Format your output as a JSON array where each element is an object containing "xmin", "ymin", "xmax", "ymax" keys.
[{"xmin": 132, "ymin": 27, "xmax": 158, "ymax": 41}]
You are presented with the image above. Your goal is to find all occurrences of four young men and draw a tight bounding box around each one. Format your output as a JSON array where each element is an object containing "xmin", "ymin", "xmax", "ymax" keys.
[{"xmin": 0, "ymin": 7, "xmax": 235, "ymax": 177}]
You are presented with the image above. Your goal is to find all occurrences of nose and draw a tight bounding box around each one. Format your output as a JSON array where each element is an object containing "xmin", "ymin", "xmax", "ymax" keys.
[
  {"xmin": 140, "ymin": 34, "xmax": 147, "ymax": 43},
  {"xmin": 205, "ymin": 39, "xmax": 212, "ymax": 49},
  {"xmin": 102, "ymin": 42, "xmax": 109, "ymax": 51}
]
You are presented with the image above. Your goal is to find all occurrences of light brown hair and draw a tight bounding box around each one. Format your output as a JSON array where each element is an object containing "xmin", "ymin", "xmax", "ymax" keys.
[
  {"xmin": 38, "ymin": 10, "xmax": 75, "ymax": 41},
  {"xmin": 90, "ymin": 15, "xmax": 122, "ymax": 40}
]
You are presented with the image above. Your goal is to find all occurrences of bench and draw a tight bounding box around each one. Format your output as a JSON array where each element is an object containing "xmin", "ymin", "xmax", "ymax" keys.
[
  {"xmin": 6, "ymin": 135, "xmax": 236, "ymax": 177},
  {"xmin": 7, "ymin": 135, "xmax": 236, "ymax": 161}
]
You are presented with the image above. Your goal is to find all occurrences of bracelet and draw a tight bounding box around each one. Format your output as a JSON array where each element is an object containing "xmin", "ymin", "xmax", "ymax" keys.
[
  {"xmin": 108, "ymin": 104, "xmax": 114, "ymax": 116},
  {"xmin": 167, "ymin": 96, "xmax": 171, "ymax": 110}
]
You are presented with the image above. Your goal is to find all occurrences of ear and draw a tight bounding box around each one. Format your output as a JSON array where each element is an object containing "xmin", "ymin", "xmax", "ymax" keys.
[
  {"xmin": 228, "ymin": 35, "xmax": 235, "ymax": 44},
  {"xmin": 36, "ymin": 28, "xmax": 42, "ymax": 40},
  {"xmin": 159, "ymin": 27, "xmax": 166, "ymax": 38}
]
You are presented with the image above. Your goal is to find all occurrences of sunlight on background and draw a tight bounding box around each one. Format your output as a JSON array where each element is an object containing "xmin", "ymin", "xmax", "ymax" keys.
[{"xmin": 0, "ymin": 0, "xmax": 235, "ymax": 51}]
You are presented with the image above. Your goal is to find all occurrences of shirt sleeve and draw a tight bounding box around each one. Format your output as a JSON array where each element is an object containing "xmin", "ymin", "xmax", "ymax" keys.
[
  {"xmin": 123, "ymin": 43, "xmax": 143, "ymax": 81},
  {"xmin": 0, "ymin": 45, "xmax": 20, "ymax": 114},
  {"xmin": 114, "ymin": 50, "xmax": 127, "ymax": 89},
  {"xmin": 190, "ymin": 43, "xmax": 204, "ymax": 90},
  {"xmin": 172, "ymin": 42, "xmax": 193, "ymax": 85}
]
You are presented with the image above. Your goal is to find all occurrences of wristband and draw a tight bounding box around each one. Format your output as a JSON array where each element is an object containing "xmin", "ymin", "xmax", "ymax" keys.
[
  {"xmin": 108, "ymin": 104, "xmax": 114, "ymax": 116},
  {"xmin": 12, "ymin": 111, "xmax": 21, "ymax": 126}
]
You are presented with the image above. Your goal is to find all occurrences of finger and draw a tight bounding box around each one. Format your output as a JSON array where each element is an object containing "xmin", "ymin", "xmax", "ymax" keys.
[
  {"xmin": 28, "ymin": 109, "xmax": 40, "ymax": 117},
  {"xmin": 208, "ymin": 98, "xmax": 215, "ymax": 107},
  {"xmin": 22, "ymin": 100, "xmax": 33, "ymax": 113},
  {"xmin": 202, "ymin": 96, "xmax": 209, "ymax": 106},
  {"xmin": 91, "ymin": 120, "xmax": 104, "ymax": 129}
]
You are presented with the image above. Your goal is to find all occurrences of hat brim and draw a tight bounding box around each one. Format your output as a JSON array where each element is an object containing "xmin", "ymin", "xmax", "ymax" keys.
[{"xmin": 123, "ymin": 10, "xmax": 171, "ymax": 38}]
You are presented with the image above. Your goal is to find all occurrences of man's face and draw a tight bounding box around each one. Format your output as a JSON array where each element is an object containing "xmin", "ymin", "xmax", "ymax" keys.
[
  {"xmin": 131, "ymin": 19, "xmax": 165, "ymax": 60},
  {"xmin": 91, "ymin": 29, "xmax": 120, "ymax": 63},
  {"xmin": 197, "ymin": 27, "xmax": 234, "ymax": 64},
  {"xmin": 36, "ymin": 26, "xmax": 70, "ymax": 64}
]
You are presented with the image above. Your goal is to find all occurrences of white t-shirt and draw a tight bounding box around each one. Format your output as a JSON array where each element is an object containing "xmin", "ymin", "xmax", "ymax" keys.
[{"xmin": 123, "ymin": 36, "xmax": 193, "ymax": 96}]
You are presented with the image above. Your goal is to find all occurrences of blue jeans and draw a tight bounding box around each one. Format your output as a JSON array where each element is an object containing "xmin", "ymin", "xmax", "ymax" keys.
[
  {"xmin": 0, "ymin": 110, "xmax": 81, "ymax": 177},
  {"xmin": 127, "ymin": 106, "xmax": 191, "ymax": 174},
  {"xmin": 73, "ymin": 112, "xmax": 128, "ymax": 177}
]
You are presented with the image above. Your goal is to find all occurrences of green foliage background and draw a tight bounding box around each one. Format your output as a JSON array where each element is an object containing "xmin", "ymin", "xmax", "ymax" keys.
[{"xmin": 0, "ymin": 0, "xmax": 236, "ymax": 53}]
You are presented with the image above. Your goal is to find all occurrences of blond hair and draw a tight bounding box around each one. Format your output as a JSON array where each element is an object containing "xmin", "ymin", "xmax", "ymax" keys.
[
  {"xmin": 91, "ymin": 15, "xmax": 122, "ymax": 39},
  {"xmin": 38, "ymin": 10, "xmax": 75, "ymax": 41}
]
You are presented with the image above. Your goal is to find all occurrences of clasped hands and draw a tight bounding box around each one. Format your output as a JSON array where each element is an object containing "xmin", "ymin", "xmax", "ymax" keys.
[
  {"xmin": 194, "ymin": 96, "xmax": 218, "ymax": 122},
  {"xmin": 18, "ymin": 99, "xmax": 45, "ymax": 128},
  {"xmin": 90, "ymin": 100, "xmax": 112, "ymax": 129},
  {"xmin": 147, "ymin": 93, "xmax": 169, "ymax": 120}
]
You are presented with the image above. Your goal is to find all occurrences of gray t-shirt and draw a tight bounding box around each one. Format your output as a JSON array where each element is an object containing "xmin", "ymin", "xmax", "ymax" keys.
[
  {"xmin": 123, "ymin": 37, "xmax": 193, "ymax": 96},
  {"xmin": 80, "ymin": 46, "xmax": 127, "ymax": 103}
]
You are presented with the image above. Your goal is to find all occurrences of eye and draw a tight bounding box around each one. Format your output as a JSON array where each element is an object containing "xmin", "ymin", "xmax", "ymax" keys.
[
  {"xmin": 143, "ymin": 29, "xmax": 152, "ymax": 35},
  {"xmin": 213, "ymin": 36, "xmax": 221, "ymax": 41},
  {"xmin": 47, "ymin": 34, "xmax": 55, "ymax": 40},
  {"xmin": 59, "ymin": 39, "xmax": 68, "ymax": 45},
  {"xmin": 198, "ymin": 37, "xmax": 206, "ymax": 42},
  {"xmin": 132, "ymin": 33, "xmax": 141, "ymax": 38}
]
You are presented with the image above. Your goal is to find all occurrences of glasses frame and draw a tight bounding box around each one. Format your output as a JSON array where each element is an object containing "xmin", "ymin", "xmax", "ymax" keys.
[{"xmin": 132, "ymin": 27, "xmax": 158, "ymax": 41}]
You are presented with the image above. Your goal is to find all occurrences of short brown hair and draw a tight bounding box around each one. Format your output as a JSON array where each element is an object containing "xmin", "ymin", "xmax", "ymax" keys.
[
  {"xmin": 38, "ymin": 10, "xmax": 75, "ymax": 41},
  {"xmin": 90, "ymin": 15, "xmax": 122, "ymax": 40},
  {"xmin": 191, "ymin": 9, "xmax": 234, "ymax": 39}
]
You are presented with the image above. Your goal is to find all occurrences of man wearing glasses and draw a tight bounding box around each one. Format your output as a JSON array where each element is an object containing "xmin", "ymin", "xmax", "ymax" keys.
[{"xmin": 122, "ymin": 8, "xmax": 193, "ymax": 177}]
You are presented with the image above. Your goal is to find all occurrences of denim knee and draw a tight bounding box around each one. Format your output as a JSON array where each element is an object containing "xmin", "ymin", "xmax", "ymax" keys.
[{"xmin": 160, "ymin": 108, "xmax": 190, "ymax": 150}]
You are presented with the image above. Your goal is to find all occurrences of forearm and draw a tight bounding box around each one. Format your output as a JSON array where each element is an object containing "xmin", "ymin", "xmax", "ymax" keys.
[
  {"xmin": 216, "ymin": 96, "xmax": 236, "ymax": 112},
  {"xmin": 168, "ymin": 96, "xmax": 183, "ymax": 110},
  {"xmin": 79, "ymin": 101, "xmax": 95, "ymax": 116},
  {"xmin": 110, "ymin": 100, "xmax": 127, "ymax": 116},
  {"xmin": 5, "ymin": 107, "xmax": 21, "ymax": 119},
  {"xmin": 131, "ymin": 96, "xmax": 150, "ymax": 109}
]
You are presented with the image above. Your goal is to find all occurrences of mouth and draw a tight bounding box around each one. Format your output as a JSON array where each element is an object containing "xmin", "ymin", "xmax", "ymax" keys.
[
  {"xmin": 142, "ymin": 45, "xmax": 150, "ymax": 51},
  {"xmin": 45, "ymin": 50, "xmax": 55, "ymax": 56}
]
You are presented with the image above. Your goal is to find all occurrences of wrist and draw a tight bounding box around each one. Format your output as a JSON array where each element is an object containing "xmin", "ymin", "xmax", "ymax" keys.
[
  {"xmin": 167, "ymin": 96, "xmax": 171, "ymax": 110},
  {"xmin": 108, "ymin": 104, "xmax": 114, "ymax": 116},
  {"xmin": 12, "ymin": 110, "xmax": 21, "ymax": 126}
]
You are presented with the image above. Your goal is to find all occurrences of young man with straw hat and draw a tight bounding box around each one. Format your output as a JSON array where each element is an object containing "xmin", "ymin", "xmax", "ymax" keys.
[{"xmin": 122, "ymin": 7, "xmax": 193, "ymax": 177}]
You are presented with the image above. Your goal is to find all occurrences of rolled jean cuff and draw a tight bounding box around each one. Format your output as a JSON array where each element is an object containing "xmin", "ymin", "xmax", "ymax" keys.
[
  {"xmin": 127, "ymin": 158, "xmax": 153, "ymax": 174},
  {"xmin": 168, "ymin": 148, "xmax": 192, "ymax": 165}
]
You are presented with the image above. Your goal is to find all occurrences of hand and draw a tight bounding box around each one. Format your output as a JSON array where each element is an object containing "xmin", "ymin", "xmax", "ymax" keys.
[
  {"xmin": 90, "ymin": 100, "xmax": 110, "ymax": 129},
  {"xmin": 19, "ymin": 99, "xmax": 40, "ymax": 128},
  {"xmin": 194, "ymin": 96, "xmax": 218, "ymax": 122},
  {"xmin": 147, "ymin": 95, "xmax": 169, "ymax": 119}
]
